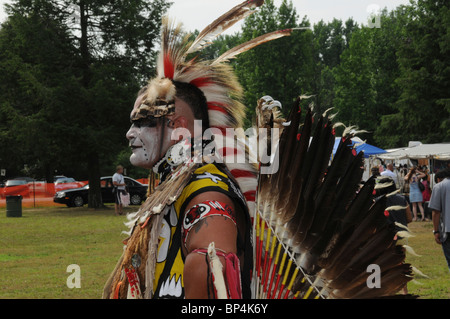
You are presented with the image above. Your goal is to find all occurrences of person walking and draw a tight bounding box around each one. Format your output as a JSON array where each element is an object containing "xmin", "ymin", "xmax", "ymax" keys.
[
  {"xmin": 420, "ymin": 167, "xmax": 432, "ymax": 221},
  {"xmin": 112, "ymin": 165, "xmax": 126, "ymax": 216},
  {"xmin": 429, "ymin": 168, "xmax": 450, "ymax": 271}
]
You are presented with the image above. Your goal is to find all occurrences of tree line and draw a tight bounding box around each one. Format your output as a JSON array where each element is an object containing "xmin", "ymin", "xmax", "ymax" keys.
[
  {"xmin": 0, "ymin": 0, "xmax": 448, "ymax": 207},
  {"xmin": 215, "ymin": 0, "xmax": 449, "ymax": 148}
]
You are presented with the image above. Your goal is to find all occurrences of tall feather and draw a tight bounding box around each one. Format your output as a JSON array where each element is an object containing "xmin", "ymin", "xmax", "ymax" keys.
[
  {"xmin": 213, "ymin": 28, "xmax": 304, "ymax": 65},
  {"xmin": 157, "ymin": 16, "xmax": 188, "ymax": 80},
  {"xmin": 186, "ymin": 0, "xmax": 265, "ymax": 54}
]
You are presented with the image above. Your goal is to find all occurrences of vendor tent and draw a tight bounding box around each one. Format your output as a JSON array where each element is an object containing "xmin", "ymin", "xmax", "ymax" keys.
[
  {"xmin": 355, "ymin": 143, "xmax": 387, "ymax": 158},
  {"xmin": 377, "ymin": 143, "xmax": 450, "ymax": 161}
]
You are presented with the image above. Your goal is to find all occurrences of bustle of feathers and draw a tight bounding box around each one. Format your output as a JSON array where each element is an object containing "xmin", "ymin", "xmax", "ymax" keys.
[{"xmin": 252, "ymin": 96, "xmax": 416, "ymax": 299}]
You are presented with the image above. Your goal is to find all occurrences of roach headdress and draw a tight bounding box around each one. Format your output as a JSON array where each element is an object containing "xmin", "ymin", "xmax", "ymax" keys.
[
  {"xmin": 138, "ymin": 0, "xmax": 266, "ymax": 126},
  {"xmin": 136, "ymin": 0, "xmax": 298, "ymax": 217}
]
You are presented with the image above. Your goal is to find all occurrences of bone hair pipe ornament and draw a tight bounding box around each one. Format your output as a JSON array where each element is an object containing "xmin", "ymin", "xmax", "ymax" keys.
[{"xmin": 207, "ymin": 242, "xmax": 228, "ymax": 299}]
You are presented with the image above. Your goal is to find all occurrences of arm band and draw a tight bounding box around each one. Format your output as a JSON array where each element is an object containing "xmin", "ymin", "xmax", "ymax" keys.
[{"xmin": 182, "ymin": 200, "xmax": 236, "ymax": 249}]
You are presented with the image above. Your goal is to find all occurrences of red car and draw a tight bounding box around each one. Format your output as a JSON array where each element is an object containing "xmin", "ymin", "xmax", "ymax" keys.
[
  {"xmin": 0, "ymin": 177, "xmax": 85, "ymax": 199},
  {"xmin": 1, "ymin": 179, "xmax": 31, "ymax": 198}
]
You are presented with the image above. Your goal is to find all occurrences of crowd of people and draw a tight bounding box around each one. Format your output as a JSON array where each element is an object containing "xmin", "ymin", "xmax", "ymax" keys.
[
  {"xmin": 370, "ymin": 161, "xmax": 450, "ymax": 271},
  {"xmin": 370, "ymin": 162, "xmax": 442, "ymax": 221}
]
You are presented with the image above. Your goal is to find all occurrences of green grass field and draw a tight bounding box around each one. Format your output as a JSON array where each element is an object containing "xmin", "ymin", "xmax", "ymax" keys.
[
  {"xmin": 0, "ymin": 205, "xmax": 130, "ymax": 299},
  {"xmin": 0, "ymin": 205, "xmax": 448, "ymax": 299},
  {"xmin": 402, "ymin": 221, "xmax": 450, "ymax": 299}
]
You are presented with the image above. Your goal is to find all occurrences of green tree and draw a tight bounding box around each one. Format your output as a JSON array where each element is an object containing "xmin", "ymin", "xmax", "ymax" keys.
[
  {"xmin": 310, "ymin": 18, "xmax": 359, "ymax": 115},
  {"xmin": 333, "ymin": 9, "xmax": 408, "ymax": 144},
  {"xmin": 377, "ymin": 0, "xmax": 450, "ymax": 147},
  {"xmin": 1, "ymin": 0, "xmax": 170, "ymax": 207},
  {"xmin": 0, "ymin": 4, "xmax": 81, "ymax": 181},
  {"xmin": 333, "ymin": 27, "xmax": 377, "ymax": 137}
]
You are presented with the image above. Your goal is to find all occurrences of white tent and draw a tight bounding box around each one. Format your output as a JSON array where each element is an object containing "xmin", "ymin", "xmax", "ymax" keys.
[{"xmin": 377, "ymin": 143, "xmax": 450, "ymax": 161}]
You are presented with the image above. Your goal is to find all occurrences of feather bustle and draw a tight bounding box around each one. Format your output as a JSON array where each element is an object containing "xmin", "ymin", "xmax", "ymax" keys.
[{"xmin": 253, "ymin": 95, "xmax": 414, "ymax": 299}]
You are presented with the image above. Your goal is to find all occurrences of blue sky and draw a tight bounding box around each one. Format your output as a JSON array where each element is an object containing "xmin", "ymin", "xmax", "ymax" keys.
[{"xmin": 1, "ymin": 0, "xmax": 411, "ymax": 30}]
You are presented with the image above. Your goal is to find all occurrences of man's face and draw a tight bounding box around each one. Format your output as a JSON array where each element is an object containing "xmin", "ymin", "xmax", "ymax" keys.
[{"xmin": 126, "ymin": 95, "xmax": 175, "ymax": 169}]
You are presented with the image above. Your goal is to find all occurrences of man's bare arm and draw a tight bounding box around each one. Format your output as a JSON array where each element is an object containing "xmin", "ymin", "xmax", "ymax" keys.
[{"xmin": 182, "ymin": 191, "xmax": 238, "ymax": 299}]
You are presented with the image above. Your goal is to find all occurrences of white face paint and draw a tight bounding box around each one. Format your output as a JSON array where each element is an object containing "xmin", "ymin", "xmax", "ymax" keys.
[{"xmin": 126, "ymin": 95, "xmax": 174, "ymax": 169}]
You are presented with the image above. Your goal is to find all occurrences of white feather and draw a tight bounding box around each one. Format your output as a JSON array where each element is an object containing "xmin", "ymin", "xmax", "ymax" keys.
[
  {"xmin": 412, "ymin": 266, "xmax": 429, "ymax": 278},
  {"xmin": 394, "ymin": 222, "xmax": 411, "ymax": 232},
  {"xmin": 386, "ymin": 205, "xmax": 408, "ymax": 211},
  {"xmin": 396, "ymin": 230, "xmax": 414, "ymax": 239},
  {"xmin": 208, "ymin": 242, "xmax": 228, "ymax": 299},
  {"xmin": 403, "ymin": 245, "xmax": 421, "ymax": 257}
]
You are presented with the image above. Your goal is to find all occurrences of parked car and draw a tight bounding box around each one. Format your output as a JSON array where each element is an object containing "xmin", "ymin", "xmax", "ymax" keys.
[
  {"xmin": 0, "ymin": 177, "xmax": 77, "ymax": 198},
  {"xmin": 0, "ymin": 177, "xmax": 47, "ymax": 198},
  {"xmin": 53, "ymin": 176, "xmax": 148, "ymax": 207},
  {"xmin": 1, "ymin": 179, "xmax": 30, "ymax": 198}
]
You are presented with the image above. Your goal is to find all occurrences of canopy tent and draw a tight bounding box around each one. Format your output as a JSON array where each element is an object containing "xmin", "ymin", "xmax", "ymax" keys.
[
  {"xmin": 355, "ymin": 143, "xmax": 387, "ymax": 158},
  {"xmin": 332, "ymin": 137, "xmax": 387, "ymax": 158},
  {"xmin": 377, "ymin": 143, "xmax": 450, "ymax": 161}
]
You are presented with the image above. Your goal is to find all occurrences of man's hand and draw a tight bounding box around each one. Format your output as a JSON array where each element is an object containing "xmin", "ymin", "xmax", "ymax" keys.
[
  {"xmin": 432, "ymin": 210, "xmax": 442, "ymax": 245},
  {"xmin": 434, "ymin": 232, "xmax": 442, "ymax": 245}
]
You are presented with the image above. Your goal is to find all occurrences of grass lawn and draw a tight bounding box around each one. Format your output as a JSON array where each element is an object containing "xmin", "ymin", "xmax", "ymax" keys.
[
  {"xmin": 0, "ymin": 205, "xmax": 448, "ymax": 299},
  {"xmin": 404, "ymin": 221, "xmax": 450, "ymax": 299},
  {"xmin": 0, "ymin": 205, "xmax": 132, "ymax": 299}
]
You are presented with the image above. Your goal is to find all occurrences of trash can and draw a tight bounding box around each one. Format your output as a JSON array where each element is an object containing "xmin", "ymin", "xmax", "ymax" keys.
[{"xmin": 6, "ymin": 195, "xmax": 22, "ymax": 217}]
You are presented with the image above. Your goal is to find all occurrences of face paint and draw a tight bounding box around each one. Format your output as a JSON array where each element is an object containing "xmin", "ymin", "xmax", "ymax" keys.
[{"xmin": 126, "ymin": 95, "xmax": 174, "ymax": 169}]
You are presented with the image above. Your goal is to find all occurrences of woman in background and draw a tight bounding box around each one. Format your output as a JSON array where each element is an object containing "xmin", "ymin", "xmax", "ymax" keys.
[
  {"xmin": 405, "ymin": 166, "xmax": 427, "ymax": 221},
  {"xmin": 420, "ymin": 166, "xmax": 432, "ymax": 221}
]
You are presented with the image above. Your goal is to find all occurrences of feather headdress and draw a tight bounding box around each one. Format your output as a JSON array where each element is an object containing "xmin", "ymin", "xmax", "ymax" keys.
[{"xmin": 136, "ymin": 0, "xmax": 298, "ymax": 217}]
